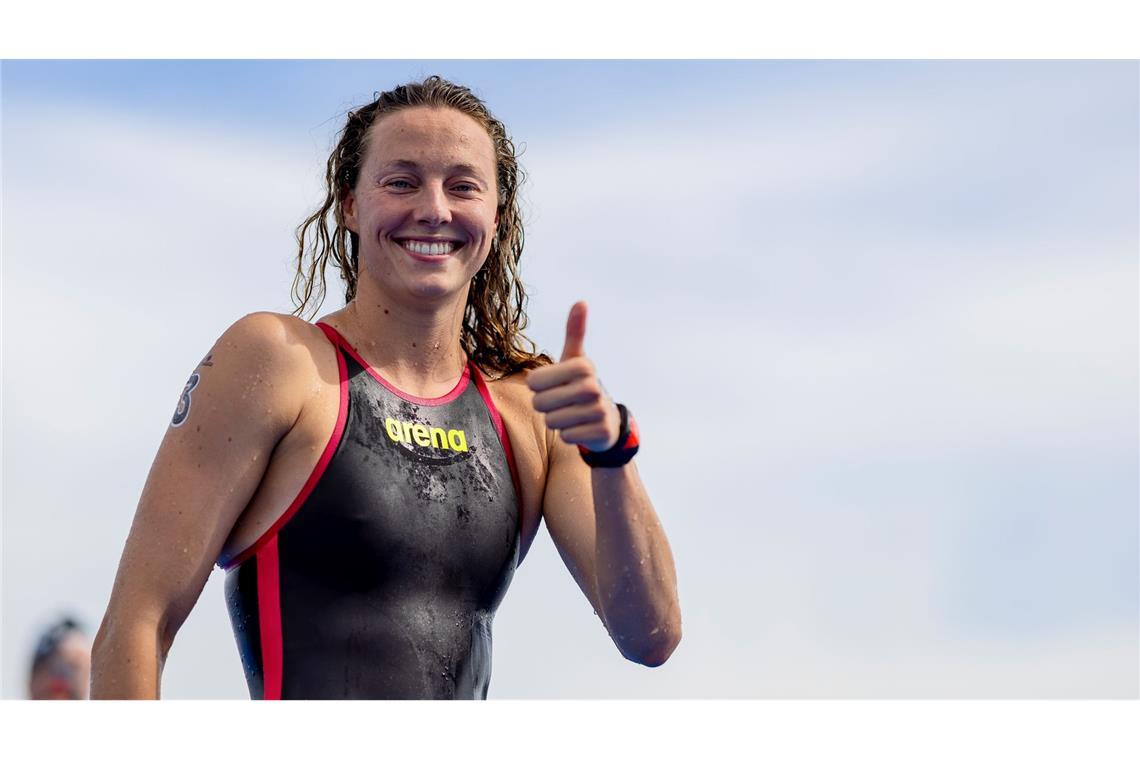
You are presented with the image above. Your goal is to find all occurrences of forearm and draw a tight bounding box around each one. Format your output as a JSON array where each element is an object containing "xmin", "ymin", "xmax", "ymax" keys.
[
  {"xmin": 90, "ymin": 612, "xmax": 166, "ymax": 699},
  {"xmin": 592, "ymin": 462, "xmax": 682, "ymax": 666}
]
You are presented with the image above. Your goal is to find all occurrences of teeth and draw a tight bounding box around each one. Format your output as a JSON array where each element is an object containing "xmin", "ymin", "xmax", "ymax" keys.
[{"xmin": 402, "ymin": 240, "xmax": 455, "ymax": 256}]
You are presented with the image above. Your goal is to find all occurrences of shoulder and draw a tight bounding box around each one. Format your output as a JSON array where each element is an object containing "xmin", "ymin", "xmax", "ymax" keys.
[
  {"xmin": 215, "ymin": 312, "xmax": 331, "ymax": 371},
  {"xmin": 208, "ymin": 312, "xmax": 335, "ymax": 408},
  {"xmin": 479, "ymin": 366, "xmax": 534, "ymax": 411},
  {"xmin": 480, "ymin": 366, "xmax": 552, "ymax": 462},
  {"xmin": 219, "ymin": 311, "xmax": 322, "ymax": 349}
]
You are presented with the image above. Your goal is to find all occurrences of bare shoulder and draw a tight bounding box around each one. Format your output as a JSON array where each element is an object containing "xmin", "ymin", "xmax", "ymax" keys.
[
  {"xmin": 217, "ymin": 311, "xmax": 334, "ymax": 375},
  {"xmin": 483, "ymin": 367, "xmax": 540, "ymax": 420},
  {"xmin": 206, "ymin": 312, "xmax": 337, "ymax": 423},
  {"xmin": 482, "ymin": 366, "xmax": 551, "ymax": 466},
  {"xmin": 218, "ymin": 311, "xmax": 325, "ymax": 359}
]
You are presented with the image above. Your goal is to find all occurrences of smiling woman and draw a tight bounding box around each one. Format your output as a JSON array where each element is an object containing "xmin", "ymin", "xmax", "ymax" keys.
[
  {"xmin": 90, "ymin": 74, "xmax": 681, "ymax": 700},
  {"xmin": 342, "ymin": 108, "xmax": 500, "ymax": 309},
  {"xmin": 293, "ymin": 75, "xmax": 547, "ymax": 380}
]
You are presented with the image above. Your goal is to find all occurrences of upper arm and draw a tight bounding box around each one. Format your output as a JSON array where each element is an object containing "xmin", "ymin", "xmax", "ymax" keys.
[
  {"xmin": 540, "ymin": 423, "xmax": 605, "ymax": 617},
  {"xmin": 101, "ymin": 312, "xmax": 306, "ymax": 648}
]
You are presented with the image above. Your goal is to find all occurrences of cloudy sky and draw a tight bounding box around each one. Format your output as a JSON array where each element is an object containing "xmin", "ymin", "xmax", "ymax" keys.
[{"xmin": 2, "ymin": 60, "xmax": 1136, "ymax": 698}]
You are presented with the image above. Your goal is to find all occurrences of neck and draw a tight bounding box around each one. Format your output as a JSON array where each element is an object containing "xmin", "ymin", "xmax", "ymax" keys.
[{"xmin": 322, "ymin": 278, "xmax": 472, "ymax": 398}]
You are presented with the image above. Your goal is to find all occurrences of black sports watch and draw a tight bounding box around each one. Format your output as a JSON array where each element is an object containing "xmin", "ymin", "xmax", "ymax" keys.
[{"xmin": 577, "ymin": 403, "xmax": 640, "ymax": 468}]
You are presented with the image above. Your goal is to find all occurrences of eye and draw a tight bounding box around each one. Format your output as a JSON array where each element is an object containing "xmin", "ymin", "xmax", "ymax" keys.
[
  {"xmin": 387, "ymin": 179, "xmax": 415, "ymax": 189},
  {"xmin": 452, "ymin": 183, "xmax": 479, "ymax": 193}
]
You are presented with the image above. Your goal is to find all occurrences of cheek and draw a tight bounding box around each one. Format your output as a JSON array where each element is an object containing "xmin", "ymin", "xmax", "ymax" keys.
[
  {"xmin": 472, "ymin": 245, "xmax": 493, "ymax": 274},
  {"xmin": 480, "ymin": 211, "xmax": 500, "ymax": 240}
]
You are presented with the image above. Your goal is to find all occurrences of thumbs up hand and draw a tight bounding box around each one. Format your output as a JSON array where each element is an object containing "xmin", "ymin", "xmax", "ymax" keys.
[{"xmin": 526, "ymin": 301, "xmax": 622, "ymax": 452}]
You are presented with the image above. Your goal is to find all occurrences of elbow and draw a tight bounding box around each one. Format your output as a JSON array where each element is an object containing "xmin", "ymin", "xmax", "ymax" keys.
[
  {"xmin": 620, "ymin": 619, "xmax": 682, "ymax": 668},
  {"xmin": 639, "ymin": 630, "xmax": 682, "ymax": 668}
]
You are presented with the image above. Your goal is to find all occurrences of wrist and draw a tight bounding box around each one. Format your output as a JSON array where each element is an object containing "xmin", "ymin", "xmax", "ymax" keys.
[{"xmin": 578, "ymin": 403, "xmax": 640, "ymax": 468}]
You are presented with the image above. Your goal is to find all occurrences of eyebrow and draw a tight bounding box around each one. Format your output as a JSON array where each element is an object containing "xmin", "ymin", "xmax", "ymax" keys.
[{"xmin": 379, "ymin": 159, "xmax": 489, "ymax": 180}]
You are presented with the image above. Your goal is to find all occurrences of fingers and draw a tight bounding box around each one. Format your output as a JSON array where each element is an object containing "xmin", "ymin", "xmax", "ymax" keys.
[
  {"xmin": 530, "ymin": 300, "xmax": 620, "ymax": 450},
  {"xmin": 560, "ymin": 301, "xmax": 588, "ymax": 362},
  {"xmin": 550, "ymin": 401, "xmax": 620, "ymax": 451},
  {"xmin": 556, "ymin": 421, "xmax": 615, "ymax": 450},
  {"xmin": 531, "ymin": 377, "xmax": 604, "ymax": 413},
  {"xmin": 544, "ymin": 404, "xmax": 608, "ymax": 431},
  {"xmin": 525, "ymin": 355, "xmax": 595, "ymax": 392}
]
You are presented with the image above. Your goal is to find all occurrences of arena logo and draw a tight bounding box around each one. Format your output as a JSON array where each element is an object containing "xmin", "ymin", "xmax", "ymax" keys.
[{"xmin": 385, "ymin": 417, "xmax": 468, "ymax": 452}]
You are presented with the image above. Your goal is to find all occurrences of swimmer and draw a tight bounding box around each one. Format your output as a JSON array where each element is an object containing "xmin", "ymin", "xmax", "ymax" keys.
[
  {"xmin": 91, "ymin": 76, "xmax": 681, "ymax": 699},
  {"xmin": 29, "ymin": 616, "xmax": 91, "ymax": 700}
]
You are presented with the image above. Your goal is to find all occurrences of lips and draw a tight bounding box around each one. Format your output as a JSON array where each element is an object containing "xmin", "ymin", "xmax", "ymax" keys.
[{"xmin": 394, "ymin": 237, "xmax": 465, "ymax": 258}]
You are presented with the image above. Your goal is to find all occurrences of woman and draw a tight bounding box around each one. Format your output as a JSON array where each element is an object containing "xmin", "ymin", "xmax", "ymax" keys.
[{"xmin": 92, "ymin": 76, "xmax": 681, "ymax": 699}]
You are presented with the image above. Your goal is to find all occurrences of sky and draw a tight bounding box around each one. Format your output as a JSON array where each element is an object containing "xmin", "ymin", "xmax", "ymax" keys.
[{"xmin": 1, "ymin": 60, "xmax": 1137, "ymax": 699}]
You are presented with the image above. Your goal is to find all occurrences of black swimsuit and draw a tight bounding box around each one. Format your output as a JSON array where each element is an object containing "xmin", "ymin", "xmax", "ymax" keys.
[{"xmin": 220, "ymin": 322, "xmax": 522, "ymax": 699}]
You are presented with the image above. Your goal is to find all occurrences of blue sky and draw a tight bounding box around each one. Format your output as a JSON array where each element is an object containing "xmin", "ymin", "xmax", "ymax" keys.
[{"xmin": 2, "ymin": 60, "xmax": 1137, "ymax": 698}]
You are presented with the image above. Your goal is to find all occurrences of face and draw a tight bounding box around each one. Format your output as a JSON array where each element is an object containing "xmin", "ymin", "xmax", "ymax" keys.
[
  {"xmin": 343, "ymin": 106, "xmax": 500, "ymax": 305},
  {"xmin": 28, "ymin": 633, "xmax": 90, "ymax": 699}
]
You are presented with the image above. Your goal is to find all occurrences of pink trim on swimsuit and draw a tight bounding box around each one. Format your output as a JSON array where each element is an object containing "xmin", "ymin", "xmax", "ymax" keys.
[
  {"xmin": 257, "ymin": 535, "xmax": 284, "ymax": 700},
  {"xmin": 315, "ymin": 321, "xmax": 470, "ymax": 406},
  {"xmin": 220, "ymin": 325, "xmax": 349, "ymax": 570},
  {"xmin": 469, "ymin": 364, "xmax": 524, "ymax": 530}
]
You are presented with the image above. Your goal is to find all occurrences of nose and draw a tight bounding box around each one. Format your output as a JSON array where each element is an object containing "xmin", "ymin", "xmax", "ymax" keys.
[{"xmin": 415, "ymin": 182, "xmax": 452, "ymax": 226}]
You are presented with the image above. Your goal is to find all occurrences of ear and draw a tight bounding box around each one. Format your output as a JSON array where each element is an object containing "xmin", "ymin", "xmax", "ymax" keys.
[{"xmin": 343, "ymin": 188, "xmax": 359, "ymax": 234}]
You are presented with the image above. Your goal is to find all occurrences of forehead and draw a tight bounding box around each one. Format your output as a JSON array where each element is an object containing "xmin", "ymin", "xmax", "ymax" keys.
[
  {"xmin": 364, "ymin": 107, "xmax": 496, "ymax": 175},
  {"xmin": 56, "ymin": 633, "xmax": 89, "ymax": 656},
  {"xmin": 33, "ymin": 632, "xmax": 89, "ymax": 671}
]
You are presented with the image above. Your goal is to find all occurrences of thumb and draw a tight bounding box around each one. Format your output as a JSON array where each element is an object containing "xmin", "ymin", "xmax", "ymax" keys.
[{"xmin": 560, "ymin": 301, "xmax": 588, "ymax": 362}]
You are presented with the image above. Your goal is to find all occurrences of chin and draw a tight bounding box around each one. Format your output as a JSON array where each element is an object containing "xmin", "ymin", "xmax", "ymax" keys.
[{"xmin": 407, "ymin": 278, "xmax": 470, "ymax": 303}]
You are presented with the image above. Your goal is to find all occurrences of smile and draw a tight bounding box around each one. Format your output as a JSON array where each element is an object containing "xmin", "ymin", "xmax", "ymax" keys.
[{"xmin": 398, "ymin": 239, "xmax": 460, "ymax": 257}]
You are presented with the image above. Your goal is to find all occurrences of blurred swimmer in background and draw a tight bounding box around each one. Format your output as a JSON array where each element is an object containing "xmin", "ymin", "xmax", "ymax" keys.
[{"xmin": 29, "ymin": 615, "xmax": 90, "ymax": 700}]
